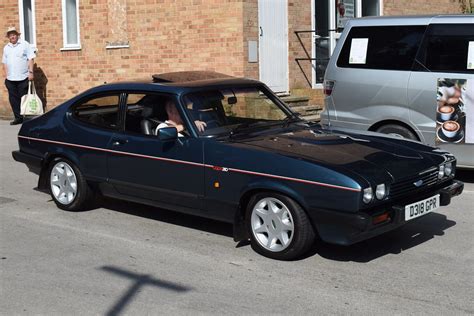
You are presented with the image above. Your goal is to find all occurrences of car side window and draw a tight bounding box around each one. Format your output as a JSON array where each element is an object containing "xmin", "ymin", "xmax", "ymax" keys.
[
  {"xmin": 414, "ymin": 24, "xmax": 474, "ymax": 73},
  {"xmin": 124, "ymin": 93, "xmax": 174, "ymax": 136},
  {"xmin": 72, "ymin": 94, "xmax": 120, "ymax": 129},
  {"xmin": 337, "ymin": 25, "xmax": 426, "ymax": 71}
]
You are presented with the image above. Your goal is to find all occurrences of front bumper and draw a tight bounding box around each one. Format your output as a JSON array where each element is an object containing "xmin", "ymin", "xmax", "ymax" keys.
[{"xmin": 312, "ymin": 180, "xmax": 464, "ymax": 246}]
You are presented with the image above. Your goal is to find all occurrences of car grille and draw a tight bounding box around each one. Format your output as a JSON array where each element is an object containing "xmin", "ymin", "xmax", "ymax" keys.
[{"xmin": 389, "ymin": 168, "xmax": 440, "ymax": 200}]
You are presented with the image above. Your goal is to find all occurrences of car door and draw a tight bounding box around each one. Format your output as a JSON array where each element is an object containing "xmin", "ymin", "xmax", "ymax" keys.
[
  {"xmin": 106, "ymin": 92, "xmax": 205, "ymax": 211},
  {"xmin": 408, "ymin": 21, "xmax": 474, "ymax": 167},
  {"xmin": 67, "ymin": 92, "xmax": 122, "ymax": 184}
]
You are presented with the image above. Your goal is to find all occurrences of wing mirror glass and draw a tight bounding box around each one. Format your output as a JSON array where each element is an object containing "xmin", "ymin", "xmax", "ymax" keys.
[{"xmin": 157, "ymin": 126, "xmax": 178, "ymax": 141}]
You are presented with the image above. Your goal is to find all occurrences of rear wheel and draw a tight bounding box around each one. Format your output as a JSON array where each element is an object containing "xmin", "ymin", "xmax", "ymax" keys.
[
  {"xmin": 246, "ymin": 192, "xmax": 315, "ymax": 260},
  {"xmin": 375, "ymin": 124, "xmax": 418, "ymax": 140},
  {"xmin": 49, "ymin": 158, "xmax": 93, "ymax": 211}
]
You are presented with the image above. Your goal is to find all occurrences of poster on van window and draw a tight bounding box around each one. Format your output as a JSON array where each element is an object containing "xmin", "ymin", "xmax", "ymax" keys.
[{"xmin": 436, "ymin": 78, "xmax": 473, "ymax": 144}]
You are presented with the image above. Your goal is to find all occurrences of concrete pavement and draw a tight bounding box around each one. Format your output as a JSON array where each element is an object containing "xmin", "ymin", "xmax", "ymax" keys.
[{"xmin": 1, "ymin": 120, "xmax": 473, "ymax": 315}]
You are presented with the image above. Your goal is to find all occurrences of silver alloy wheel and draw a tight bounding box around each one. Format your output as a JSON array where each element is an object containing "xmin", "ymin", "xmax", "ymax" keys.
[
  {"xmin": 250, "ymin": 197, "xmax": 294, "ymax": 252},
  {"xmin": 50, "ymin": 161, "xmax": 78, "ymax": 205},
  {"xmin": 388, "ymin": 133, "xmax": 405, "ymax": 139}
]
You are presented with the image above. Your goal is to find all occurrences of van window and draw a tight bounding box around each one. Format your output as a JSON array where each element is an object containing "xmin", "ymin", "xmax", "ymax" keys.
[
  {"xmin": 414, "ymin": 24, "xmax": 474, "ymax": 73},
  {"xmin": 337, "ymin": 26, "xmax": 426, "ymax": 70}
]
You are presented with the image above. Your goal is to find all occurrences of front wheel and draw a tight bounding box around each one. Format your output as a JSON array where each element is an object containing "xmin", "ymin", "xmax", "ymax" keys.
[
  {"xmin": 49, "ymin": 158, "xmax": 93, "ymax": 211},
  {"xmin": 246, "ymin": 193, "xmax": 315, "ymax": 260}
]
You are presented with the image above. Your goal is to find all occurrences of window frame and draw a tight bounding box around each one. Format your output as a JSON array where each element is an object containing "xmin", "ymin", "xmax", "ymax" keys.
[
  {"xmin": 61, "ymin": 0, "xmax": 81, "ymax": 50},
  {"xmin": 18, "ymin": 0, "xmax": 37, "ymax": 48},
  {"xmin": 122, "ymin": 92, "xmax": 184, "ymax": 137},
  {"xmin": 336, "ymin": 25, "xmax": 427, "ymax": 71}
]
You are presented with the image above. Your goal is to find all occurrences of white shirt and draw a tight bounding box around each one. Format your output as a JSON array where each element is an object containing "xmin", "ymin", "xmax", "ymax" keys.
[
  {"xmin": 156, "ymin": 121, "xmax": 184, "ymax": 137},
  {"xmin": 2, "ymin": 39, "xmax": 36, "ymax": 81}
]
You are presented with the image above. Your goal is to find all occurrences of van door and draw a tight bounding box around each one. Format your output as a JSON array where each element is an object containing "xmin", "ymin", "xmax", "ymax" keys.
[
  {"xmin": 408, "ymin": 23, "xmax": 474, "ymax": 167},
  {"xmin": 330, "ymin": 25, "xmax": 426, "ymax": 132}
]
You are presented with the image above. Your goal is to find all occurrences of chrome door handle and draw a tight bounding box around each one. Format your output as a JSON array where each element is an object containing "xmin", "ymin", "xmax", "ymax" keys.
[{"xmin": 112, "ymin": 139, "xmax": 128, "ymax": 146}]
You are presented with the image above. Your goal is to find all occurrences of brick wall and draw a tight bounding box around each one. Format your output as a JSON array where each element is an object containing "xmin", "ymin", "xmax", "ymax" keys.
[
  {"xmin": 0, "ymin": 0, "xmax": 466, "ymax": 118},
  {"xmin": 383, "ymin": 0, "xmax": 461, "ymax": 15},
  {"xmin": 241, "ymin": 0, "xmax": 313, "ymax": 90},
  {"xmin": 1, "ymin": 0, "xmax": 246, "ymax": 117}
]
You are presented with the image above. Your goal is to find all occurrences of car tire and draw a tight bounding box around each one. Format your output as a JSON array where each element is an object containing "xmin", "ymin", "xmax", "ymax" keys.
[
  {"xmin": 246, "ymin": 192, "xmax": 315, "ymax": 260},
  {"xmin": 375, "ymin": 124, "xmax": 418, "ymax": 140},
  {"xmin": 48, "ymin": 158, "xmax": 93, "ymax": 211}
]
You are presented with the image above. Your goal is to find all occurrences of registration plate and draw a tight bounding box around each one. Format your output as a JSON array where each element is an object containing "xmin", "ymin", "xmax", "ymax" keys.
[{"xmin": 405, "ymin": 195, "xmax": 440, "ymax": 221}]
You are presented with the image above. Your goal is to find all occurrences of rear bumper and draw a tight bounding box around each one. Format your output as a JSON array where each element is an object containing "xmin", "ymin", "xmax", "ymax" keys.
[
  {"xmin": 312, "ymin": 180, "xmax": 464, "ymax": 246},
  {"xmin": 12, "ymin": 150, "xmax": 43, "ymax": 175}
]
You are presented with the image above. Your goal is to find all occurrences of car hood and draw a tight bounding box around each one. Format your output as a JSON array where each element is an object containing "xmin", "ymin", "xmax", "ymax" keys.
[{"xmin": 232, "ymin": 128, "xmax": 440, "ymax": 182}]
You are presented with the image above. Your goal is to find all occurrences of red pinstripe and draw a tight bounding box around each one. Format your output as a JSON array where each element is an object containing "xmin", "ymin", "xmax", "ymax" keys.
[{"xmin": 18, "ymin": 135, "xmax": 361, "ymax": 192}]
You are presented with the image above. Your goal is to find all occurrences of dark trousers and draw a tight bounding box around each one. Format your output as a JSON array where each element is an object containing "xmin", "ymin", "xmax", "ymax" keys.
[{"xmin": 5, "ymin": 78, "xmax": 29, "ymax": 120}]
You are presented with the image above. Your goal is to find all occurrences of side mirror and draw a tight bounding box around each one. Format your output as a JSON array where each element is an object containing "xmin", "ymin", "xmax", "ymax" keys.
[
  {"xmin": 157, "ymin": 126, "xmax": 178, "ymax": 141},
  {"xmin": 227, "ymin": 96, "xmax": 237, "ymax": 105}
]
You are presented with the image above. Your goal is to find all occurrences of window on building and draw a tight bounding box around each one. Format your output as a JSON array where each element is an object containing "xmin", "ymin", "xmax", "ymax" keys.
[
  {"xmin": 62, "ymin": 0, "xmax": 81, "ymax": 49},
  {"xmin": 415, "ymin": 24, "xmax": 474, "ymax": 73},
  {"xmin": 361, "ymin": 0, "xmax": 379, "ymax": 17},
  {"xmin": 19, "ymin": 0, "xmax": 36, "ymax": 46},
  {"xmin": 336, "ymin": 26, "xmax": 426, "ymax": 70}
]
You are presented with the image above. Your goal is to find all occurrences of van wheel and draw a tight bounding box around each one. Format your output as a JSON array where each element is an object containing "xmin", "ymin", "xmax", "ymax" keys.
[
  {"xmin": 375, "ymin": 124, "xmax": 418, "ymax": 140},
  {"xmin": 246, "ymin": 192, "xmax": 315, "ymax": 260},
  {"xmin": 49, "ymin": 158, "xmax": 93, "ymax": 211}
]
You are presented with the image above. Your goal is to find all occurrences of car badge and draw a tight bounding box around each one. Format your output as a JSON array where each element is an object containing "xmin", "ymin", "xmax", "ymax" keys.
[{"xmin": 413, "ymin": 180, "xmax": 423, "ymax": 187}]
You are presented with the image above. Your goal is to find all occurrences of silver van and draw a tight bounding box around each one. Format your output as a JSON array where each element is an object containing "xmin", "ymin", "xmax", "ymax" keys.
[{"xmin": 321, "ymin": 15, "xmax": 474, "ymax": 169}]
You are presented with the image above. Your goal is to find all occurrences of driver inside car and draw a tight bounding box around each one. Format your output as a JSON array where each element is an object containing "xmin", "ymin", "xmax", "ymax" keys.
[{"xmin": 156, "ymin": 100, "xmax": 207, "ymax": 135}]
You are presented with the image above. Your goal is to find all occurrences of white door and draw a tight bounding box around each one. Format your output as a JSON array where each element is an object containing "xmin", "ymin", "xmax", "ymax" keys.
[{"xmin": 258, "ymin": 0, "xmax": 289, "ymax": 93}]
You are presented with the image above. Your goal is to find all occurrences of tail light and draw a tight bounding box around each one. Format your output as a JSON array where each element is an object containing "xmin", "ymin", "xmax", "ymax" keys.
[{"xmin": 323, "ymin": 80, "xmax": 335, "ymax": 96}]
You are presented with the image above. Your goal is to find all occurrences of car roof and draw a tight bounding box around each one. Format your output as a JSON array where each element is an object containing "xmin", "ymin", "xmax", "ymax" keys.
[
  {"xmin": 346, "ymin": 14, "xmax": 473, "ymax": 27},
  {"xmin": 87, "ymin": 71, "xmax": 263, "ymax": 95}
]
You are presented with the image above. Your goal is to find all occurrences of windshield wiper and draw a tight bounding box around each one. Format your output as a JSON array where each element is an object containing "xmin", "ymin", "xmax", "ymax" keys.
[
  {"xmin": 281, "ymin": 113, "xmax": 302, "ymax": 127},
  {"xmin": 228, "ymin": 121, "xmax": 280, "ymax": 138}
]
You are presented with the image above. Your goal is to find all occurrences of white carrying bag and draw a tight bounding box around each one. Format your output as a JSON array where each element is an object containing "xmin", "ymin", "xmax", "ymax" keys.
[{"xmin": 20, "ymin": 81, "xmax": 44, "ymax": 116}]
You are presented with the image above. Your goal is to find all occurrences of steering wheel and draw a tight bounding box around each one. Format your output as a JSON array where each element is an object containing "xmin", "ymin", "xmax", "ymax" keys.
[{"xmin": 204, "ymin": 120, "xmax": 220, "ymax": 129}]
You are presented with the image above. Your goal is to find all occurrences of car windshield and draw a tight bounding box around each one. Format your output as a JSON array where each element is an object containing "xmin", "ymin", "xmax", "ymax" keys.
[{"xmin": 183, "ymin": 86, "xmax": 295, "ymax": 136}]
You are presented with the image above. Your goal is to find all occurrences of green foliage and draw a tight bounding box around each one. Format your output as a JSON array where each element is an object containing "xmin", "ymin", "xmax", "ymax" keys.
[{"xmin": 459, "ymin": 0, "xmax": 473, "ymax": 13}]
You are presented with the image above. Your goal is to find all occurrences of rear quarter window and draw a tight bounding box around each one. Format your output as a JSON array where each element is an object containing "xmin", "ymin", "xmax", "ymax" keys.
[
  {"xmin": 415, "ymin": 24, "xmax": 474, "ymax": 73},
  {"xmin": 337, "ymin": 25, "xmax": 427, "ymax": 70},
  {"xmin": 72, "ymin": 94, "xmax": 120, "ymax": 129}
]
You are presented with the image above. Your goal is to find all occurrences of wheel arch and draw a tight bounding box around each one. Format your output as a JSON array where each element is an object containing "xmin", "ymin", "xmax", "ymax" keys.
[
  {"xmin": 38, "ymin": 151, "xmax": 80, "ymax": 190},
  {"xmin": 232, "ymin": 181, "xmax": 313, "ymax": 242},
  {"xmin": 369, "ymin": 119, "xmax": 421, "ymax": 141}
]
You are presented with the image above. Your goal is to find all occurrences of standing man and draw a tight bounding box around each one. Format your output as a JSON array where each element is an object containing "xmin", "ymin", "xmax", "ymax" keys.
[{"xmin": 2, "ymin": 26, "xmax": 36, "ymax": 125}]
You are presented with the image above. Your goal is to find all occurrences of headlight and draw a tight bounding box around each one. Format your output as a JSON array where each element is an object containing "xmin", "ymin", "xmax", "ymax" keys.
[
  {"xmin": 376, "ymin": 183, "xmax": 387, "ymax": 200},
  {"xmin": 444, "ymin": 162, "xmax": 453, "ymax": 177},
  {"xmin": 438, "ymin": 165, "xmax": 445, "ymax": 179},
  {"xmin": 363, "ymin": 187, "xmax": 374, "ymax": 204}
]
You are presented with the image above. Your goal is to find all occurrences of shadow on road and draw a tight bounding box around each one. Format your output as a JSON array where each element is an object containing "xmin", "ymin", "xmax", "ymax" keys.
[
  {"xmin": 304, "ymin": 212, "xmax": 456, "ymax": 262},
  {"xmin": 100, "ymin": 265, "xmax": 191, "ymax": 316},
  {"xmin": 100, "ymin": 197, "xmax": 234, "ymax": 238},
  {"xmin": 97, "ymin": 196, "xmax": 456, "ymax": 263}
]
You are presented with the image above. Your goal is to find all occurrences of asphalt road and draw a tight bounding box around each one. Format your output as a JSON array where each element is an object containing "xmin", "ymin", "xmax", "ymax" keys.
[{"xmin": 1, "ymin": 120, "xmax": 473, "ymax": 315}]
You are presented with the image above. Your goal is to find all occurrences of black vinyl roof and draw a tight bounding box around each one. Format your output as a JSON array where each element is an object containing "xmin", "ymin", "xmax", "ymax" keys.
[{"xmin": 87, "ymin": 71, "xmax": 263, "ymax": 95}]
